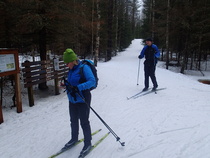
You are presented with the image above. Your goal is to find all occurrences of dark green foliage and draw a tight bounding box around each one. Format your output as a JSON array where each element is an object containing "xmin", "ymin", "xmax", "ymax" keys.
[
  {"xmin": 141, "ymin": 0, "xmax": 210, "ymax": 72},
  {"xmin": 0, "ymin": 0, "xmax": 141, "ymax": 61}
]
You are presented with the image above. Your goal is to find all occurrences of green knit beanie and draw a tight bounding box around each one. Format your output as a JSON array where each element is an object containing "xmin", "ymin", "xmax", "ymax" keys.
[{"xmin": 63, "ymin": 48, "xmax": 78, "ymax": 63}]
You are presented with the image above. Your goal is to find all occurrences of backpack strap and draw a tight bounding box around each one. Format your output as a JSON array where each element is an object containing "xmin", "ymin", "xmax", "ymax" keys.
[{"xmin": 79, "ymin": 60, "xmax": 87, "ymax": 84}]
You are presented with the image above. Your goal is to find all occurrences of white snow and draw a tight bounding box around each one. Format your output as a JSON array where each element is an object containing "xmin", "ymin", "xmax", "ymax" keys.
[{"xmin": 1, "ymin": 39, "xmax": 210, "ymax": 158}]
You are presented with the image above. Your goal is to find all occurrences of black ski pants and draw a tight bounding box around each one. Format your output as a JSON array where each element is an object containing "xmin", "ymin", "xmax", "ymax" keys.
[
  {"xmin": 144, "ymin": 63, "xmax": 158, "ymax": 88},
  {"xmin": 69, "ymin": 91, "xmax": 92, "ymax": 146}
]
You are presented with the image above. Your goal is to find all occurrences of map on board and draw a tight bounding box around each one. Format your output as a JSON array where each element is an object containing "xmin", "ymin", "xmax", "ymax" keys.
[{"xmin": 0, "ymin": 54, "xmax": 16, "ymax": 73}]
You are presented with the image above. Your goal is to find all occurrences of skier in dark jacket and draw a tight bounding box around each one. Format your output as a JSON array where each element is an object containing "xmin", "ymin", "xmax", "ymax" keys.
[
  {"xmin": 138, "ymin": 38, "xmax": 160, "ymax": 91},
  {"xmin": 63, "ymin": 48, "xmax": 96, "ymax": 156}
]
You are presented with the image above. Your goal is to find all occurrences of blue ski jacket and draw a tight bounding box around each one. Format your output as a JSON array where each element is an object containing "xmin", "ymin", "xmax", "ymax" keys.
[
  {"xmin": 66, "ymin": 60, "xmax": 96, "ymax": 104},
  {"xmin": 139, "ymin": 44, "xmax": 160, "ymax": 65}
]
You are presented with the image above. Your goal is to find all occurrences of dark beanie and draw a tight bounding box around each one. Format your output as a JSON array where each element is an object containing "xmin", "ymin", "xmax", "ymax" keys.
[{"xmin": 146, "ymin": 38, "xmax": 153, "ymax": 42}]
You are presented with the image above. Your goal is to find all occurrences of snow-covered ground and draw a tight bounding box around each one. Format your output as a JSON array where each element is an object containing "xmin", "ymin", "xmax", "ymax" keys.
[{"xmin": 1, "ymin": 39, "xmax": 210, "ymax": 158}]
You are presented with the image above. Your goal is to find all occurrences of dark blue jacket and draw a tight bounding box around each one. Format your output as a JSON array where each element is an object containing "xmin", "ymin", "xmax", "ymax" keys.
[
  {"xmin": 67, "ymin": 60, "xmax": 96, "ymax": 104},
  {"xmin": 139, "ymin": 44, "xmax": 160, "ymax": 65}
]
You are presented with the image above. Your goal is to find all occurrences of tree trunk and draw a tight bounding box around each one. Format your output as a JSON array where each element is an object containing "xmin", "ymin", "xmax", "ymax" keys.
[
  {"xmin": 131, "ymin": 0, "xmax": 137, "ymax": 39},
  {"xmin": 166, "ymin": 0, "xmax": 170, "ymax": 69},
  {"xmin": 91, "ymin": 0, "xmax": 94, "ymax": 59},
  {"xmin": 38, "ymin": 26, "xmax": 48, "ymax": 90},
  {"xmin": 94, "ymin": 0, "xmax": 100, "ymax": 66},
  {"xmin": 106, "ymin": 0, "xmax": 113, "ymax": 62},
  {"xmin": 180, "ymin": 39, "xmax": 189, "ymax": 74},
  {"xmin": 198, "ymin": 35, "xmax": 202, "ymax": 70},
  {"xmin": 114, "ymin": 0, "xmax": 119, "ymax": 56},
  {"xmin": 151, "ymin": 0, "xmax": 155, "ymax": 39}
]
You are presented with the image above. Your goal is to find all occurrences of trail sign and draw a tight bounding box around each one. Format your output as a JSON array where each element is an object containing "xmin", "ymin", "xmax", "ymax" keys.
[{"xmin": 0, "ymin": 49, "xmax": 22, "ymax": 124}]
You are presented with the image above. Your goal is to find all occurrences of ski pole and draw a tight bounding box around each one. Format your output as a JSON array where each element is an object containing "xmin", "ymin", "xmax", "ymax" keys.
[
  {"xmin": 63, "ymin": 78, "xmax": 125, "ymax": 146},
  {"xmin": 87, "ymin": 101, "xmax": 125, "ymax": 147},
  {"xmin": 137, "ymin": 59, "xmax": 141, "ymax": 85}
]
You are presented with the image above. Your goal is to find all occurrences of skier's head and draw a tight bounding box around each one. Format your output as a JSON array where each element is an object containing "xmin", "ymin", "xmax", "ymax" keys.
[
  {"xmin": 63, "ymin": 48, "xmax": 78, "ymax": 69},
  {"xmin": 145, "ymin": 38, "xmax": 153, "ymax": 46},
  {"xmin": 63, "ymin": 48, "xmax": 78, "ymax": 63}
]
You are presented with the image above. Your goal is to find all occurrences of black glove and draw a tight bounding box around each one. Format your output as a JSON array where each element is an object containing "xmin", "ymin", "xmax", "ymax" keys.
[
  {"xmin": 71, "ymin": 86, "xmax": 79, "ymax": 94},
  {"xmin": 138, "ymin": 55, "xmax": 141, "ymax": 59},
  {"xmin": 70, "ymin": 86, "xmax": 79, "ymax": 101}
]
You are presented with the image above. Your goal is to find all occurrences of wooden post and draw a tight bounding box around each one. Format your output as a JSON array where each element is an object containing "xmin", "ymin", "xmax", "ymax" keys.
[
  {"xmin": 14, "ymin": 73, "xmax": 22, "ymax": 112},
  {"xmin": 24, "ymin": 61, "xmax": 35, "ymax": 107},
  {"xmin": 54, "ymin": 76, "xmax": 60, "ymax": 95},
  {"xmin": 27, "ymin": 86, "xmax": 34, "ymax": 107},
  {"xmin": 53, "ymin": 58, "xmax": 60, "ymax": 95},
  {"xmin": 0, "ymin": 98, "xmax": 3, "ymax": 124},
  {"xmin": 0, "ymin": 77, "xmax": 3, "ymax": 123}
]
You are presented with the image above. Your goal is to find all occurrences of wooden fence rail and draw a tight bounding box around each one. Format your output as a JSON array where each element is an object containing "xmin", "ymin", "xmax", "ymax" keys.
[{"xmin": 21, "ymin": 59, "xmax": 69, "ymax": 107}]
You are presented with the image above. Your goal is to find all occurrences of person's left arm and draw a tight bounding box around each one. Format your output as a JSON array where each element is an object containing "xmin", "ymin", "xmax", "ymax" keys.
[{"xmin": 77, "ymin": 65, "xmax": 96, "ymax": 91}]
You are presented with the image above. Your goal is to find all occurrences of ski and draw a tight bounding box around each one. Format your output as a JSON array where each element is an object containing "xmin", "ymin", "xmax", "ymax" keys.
[
  {"xmin": 127, "ymin": 88, "xmax": 151, "ymax": 100},
  {"xmin": 133, "ymin": 88, "xmax": 166, "ymax": 99},
  {"xmin": 49, "ymin": 129, "xmax": 102, "ymax": 158},
  {"xmin": 78, "ymin": 132, "xmax": 110, "ymax": 158}
]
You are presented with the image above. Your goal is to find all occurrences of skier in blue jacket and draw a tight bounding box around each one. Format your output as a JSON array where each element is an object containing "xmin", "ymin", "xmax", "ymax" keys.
[
  {"xmin": 138, "ymin": 38, "xmax": 160, "ymax": 91},
  {"xmin": 63, "ymin": 48, "xmax": 96, "ymax": 156}
]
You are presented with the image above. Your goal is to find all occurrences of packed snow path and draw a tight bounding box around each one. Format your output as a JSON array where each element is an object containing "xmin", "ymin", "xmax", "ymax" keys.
[{"xmin": 0, "ymin": 39, "xmax": 210, "ymax": 158}]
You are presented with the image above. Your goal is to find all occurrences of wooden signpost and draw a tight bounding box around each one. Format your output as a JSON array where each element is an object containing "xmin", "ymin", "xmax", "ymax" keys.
[{"xmin": 0, "ymin": 49, "xmax": 22, "ymax": 124}]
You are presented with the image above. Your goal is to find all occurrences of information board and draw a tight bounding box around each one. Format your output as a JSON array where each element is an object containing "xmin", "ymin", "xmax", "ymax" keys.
[
  {"xmin": 0, "ymin": 49, "xmax": 19, "ymax": 77},
  {"xmin": 0, "ymin": 54, "xmax": 16, "ymax": 73},
  {"xmin": 0, "ymin": 49, "xmax": 22, "ymax": 124}
]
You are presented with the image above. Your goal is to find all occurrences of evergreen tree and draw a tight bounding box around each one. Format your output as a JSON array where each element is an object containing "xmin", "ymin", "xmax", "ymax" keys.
[
  {"xmin": 0, "ymin": 0, "xmax": 142, "ymax": 62},
  {"xmin": 141, "ymin": 0, "xmax": 210, "ymax": 73}
]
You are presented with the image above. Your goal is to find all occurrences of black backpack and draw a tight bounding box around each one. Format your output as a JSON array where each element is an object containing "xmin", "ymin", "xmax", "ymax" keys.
[{"xmin": 79, "ymin": 60, "xmax": 98, "ymax": 90}]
